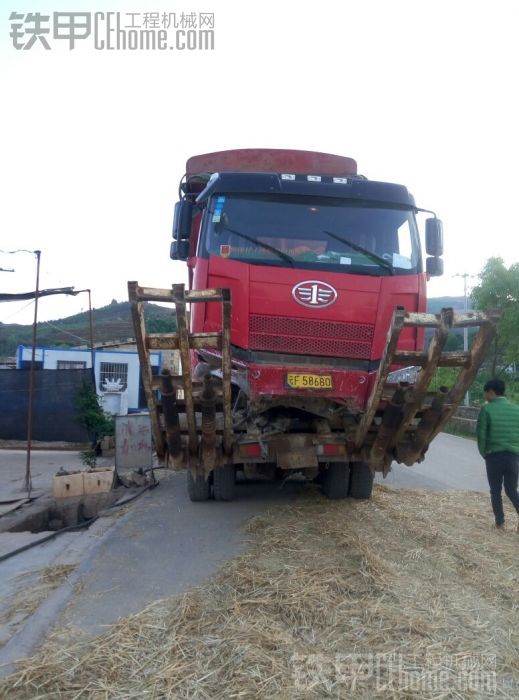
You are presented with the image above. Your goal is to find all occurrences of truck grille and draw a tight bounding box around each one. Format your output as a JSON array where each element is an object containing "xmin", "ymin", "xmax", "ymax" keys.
[{"xmin": 249, "ymin": 315, "xmax": 374, "ymax": 359}]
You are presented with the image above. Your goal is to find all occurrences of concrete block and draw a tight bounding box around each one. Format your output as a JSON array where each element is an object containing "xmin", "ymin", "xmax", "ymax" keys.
[
  {"xmin": 53, "ymin": 473, "xmax": 84, "ymax": 498},
  {"xmin": 83, "ymin": 467, "xmax": 115, "ymax": 495}
]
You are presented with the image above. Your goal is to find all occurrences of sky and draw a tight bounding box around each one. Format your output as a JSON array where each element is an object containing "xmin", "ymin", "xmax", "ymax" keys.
[{"xmin": 1, "ymin": 0, "xmax": 518, "ymax": 326}]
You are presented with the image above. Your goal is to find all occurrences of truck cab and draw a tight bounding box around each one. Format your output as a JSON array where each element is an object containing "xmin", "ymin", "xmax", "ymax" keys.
[{"xmin": 172, "ymin": 149, "xmax": 442, "ymax": 411}]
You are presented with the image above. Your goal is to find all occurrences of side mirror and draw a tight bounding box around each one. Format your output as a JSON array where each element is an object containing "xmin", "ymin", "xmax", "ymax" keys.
[
  {"xmin": 172, "ymin": 200, "xmax": 193, "ymax": 241},
  {"xmin": 426, "ymin": 256, "xmax": 444, "ymax": 277},
  {"xmin": 170, "ymin": 239, "xmax": 189, "ymax": 261},
  {"xmin": 425, "ymin": 218, "xmax": 443, "ymax": 256}
]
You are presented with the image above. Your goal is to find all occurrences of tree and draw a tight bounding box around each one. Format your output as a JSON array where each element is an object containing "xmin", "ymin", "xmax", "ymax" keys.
[
  {"xmin": 471, "ymin": 257, "xmax": 519, "ymax": 375},
  {"xmin": 145, "ymin": 314, "xmax": 177, "ymax": 333}
]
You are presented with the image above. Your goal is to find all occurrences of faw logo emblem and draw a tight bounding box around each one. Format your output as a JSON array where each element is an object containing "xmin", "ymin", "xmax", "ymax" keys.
[{"xmin": 292, "ymin": 280, "xmax": 338, "ymax": 308}]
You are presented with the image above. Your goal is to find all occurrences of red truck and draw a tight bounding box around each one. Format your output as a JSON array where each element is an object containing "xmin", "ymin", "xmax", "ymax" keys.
[{"xmin": 129, "ymin": 149, "xmax": 498, "ymax": 501}]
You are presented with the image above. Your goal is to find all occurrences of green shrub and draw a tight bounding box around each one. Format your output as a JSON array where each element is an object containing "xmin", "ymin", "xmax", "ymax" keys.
[
  {"xmin": 80, "ymin": 448, "xmax": 98, "ymax": 468},
  {"xmin": 76, "ymin": 382, "xmax": 114, "ymax": 445}
]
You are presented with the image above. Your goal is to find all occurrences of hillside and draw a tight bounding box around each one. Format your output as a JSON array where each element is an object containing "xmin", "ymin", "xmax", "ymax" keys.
[
  {"xmin": 0, "ymin": 300, "xmax": 176, "ymax": 357},
  {"xmin": 0, "ymin": 296, "xmax": 466, "ymax": 358},
  {"xmin": 426, "ymin": 295, "xmax": 471, "ymax": 313}
]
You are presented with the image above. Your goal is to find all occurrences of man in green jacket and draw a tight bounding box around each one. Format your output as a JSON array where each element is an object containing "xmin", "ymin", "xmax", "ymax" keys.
[{"xmin": 477, "ymin": 378, "xmax": 519, "ymax": 529}]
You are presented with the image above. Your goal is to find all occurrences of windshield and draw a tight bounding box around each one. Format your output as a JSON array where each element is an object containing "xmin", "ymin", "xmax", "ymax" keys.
[{"xmin": 201, "ymin": 194, "xmax": 421, "ymax": 275}]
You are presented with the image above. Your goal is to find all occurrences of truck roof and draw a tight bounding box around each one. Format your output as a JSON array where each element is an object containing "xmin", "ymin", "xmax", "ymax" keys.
[
  {"xmin": 196, "ymin": 171, "xmax": 416, "ymax": 208},
  {"xmin": 186, "ymin": 149, "xmax": 357, "ymax": 178}
]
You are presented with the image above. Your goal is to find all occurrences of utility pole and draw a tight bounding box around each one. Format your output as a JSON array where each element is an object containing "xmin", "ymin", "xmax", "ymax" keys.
[
  {"xmin": 25, "ymin": 250, "xmax": 42, "ymax": 497},
  {"xmin": 1, "ymin": 249, "xmax": 85, "ymax": 497},
  {"xmin": 76, "ymin": 288, "xmax": 96, "ymax": 382},
  {"xmin": 87, "ymin": 289, "xmax": 95, "ymax": 377},
  {"xmin": 454, "ymin": 272, "xmax": 473, "ymax": 407},
  {"xmin": 462, "ymin": 273, "xmax": 469, "ymax": 407}
]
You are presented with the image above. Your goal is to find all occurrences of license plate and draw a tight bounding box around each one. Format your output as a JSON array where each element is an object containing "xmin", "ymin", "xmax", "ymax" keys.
[{"xmin": 286, "ymin": 373, "xmax": 333, "ymax": 389}]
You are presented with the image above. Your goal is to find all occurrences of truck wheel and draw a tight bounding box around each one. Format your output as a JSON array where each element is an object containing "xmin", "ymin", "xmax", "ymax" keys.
[
  {"xmin": 349, "ymin": 462, "xmax": 374, "ymax": 499},
  {"xmin": 213, "ymin": 463, "xmax": 235, "ymax": 501},
  {"xmin": 187, "ymin": 470, "xmax": 210, "ymax": 502},
  {"xmin": 322, "ymin": 462, "xmax": 350, "ymax": 499}
]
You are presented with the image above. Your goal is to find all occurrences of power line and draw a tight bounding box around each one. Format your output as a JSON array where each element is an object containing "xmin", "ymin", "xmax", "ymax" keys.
[
  {"xmin": 39, "ymin": 319, "xmax": 89, "ymax": 344},
  {"xmin": 0, "ymin": 299, "xmax": 35, "ymax": 323}
]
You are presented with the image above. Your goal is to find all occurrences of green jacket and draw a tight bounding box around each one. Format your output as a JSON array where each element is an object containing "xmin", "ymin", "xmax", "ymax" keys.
[{"xmin": 476, "ymin": 397, "xmax": 519, "ymax": 457}]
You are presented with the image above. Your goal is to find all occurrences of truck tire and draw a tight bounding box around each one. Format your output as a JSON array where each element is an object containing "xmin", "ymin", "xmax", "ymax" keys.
[
  {"xmin": 349, "ymin": 462, "xmax": 374, "ymax": 499},
  {"xmin": 213, "ymin": 463, "xmax": 235, "ymax": 501},
  {"xmin": 187, "ymin": 470, "xmax": 210, "ymax": 502},
  {"xmin": 322, "ymin": 462, "xmax": 350, "ymax": 499}
]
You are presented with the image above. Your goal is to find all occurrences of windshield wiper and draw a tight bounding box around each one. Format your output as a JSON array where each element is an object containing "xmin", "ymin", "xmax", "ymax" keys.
[
  {"xmin": 322, "ymin": 230, "xmax": 394, "ymax": 275},
  {"xmin": 215, "ymin": 224, "xmax": 295, "ymax": 267}
]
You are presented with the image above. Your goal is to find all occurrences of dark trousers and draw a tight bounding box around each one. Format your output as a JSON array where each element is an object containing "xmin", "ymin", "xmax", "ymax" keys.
[{"xmin": 485, "ymin": 452, "xmax": 519, "ymax": 525}]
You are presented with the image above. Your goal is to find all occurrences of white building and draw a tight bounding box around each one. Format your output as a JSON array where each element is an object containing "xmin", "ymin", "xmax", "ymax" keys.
[{"xmin": 16, "ymin": 345, "xmax": 162, "ymax": 415}]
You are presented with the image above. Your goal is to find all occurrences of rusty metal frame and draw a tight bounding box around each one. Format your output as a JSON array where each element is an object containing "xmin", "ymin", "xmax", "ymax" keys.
[
  {"xmin": 360, "ymin": 307, "xmax": 500, "ymax": 471},
  {"xmin": 128, "ymin": 281, "xmax": 165, "ymax": 459},
  {"xmin": 355, "ymin": 306, "xmax": 406, "ymax": 449},
  {"xmin": 389, "ymin": 308, "xmax": 454, "ymax": 448},
  {"xmin": 397, "ymin": 387, "xmax": 449, "ymax": 465},
  {"xmin": 172, "ymin": 284, "xmax": 198, "ymax": 457},
  {"xmin": 128, "ymin": 281, "xmax": 233, "ymax": 468},
  {"xmin": 368, "ymin": 384, "xmax": 413, "ymax": 470},
  {"xmin": 221, "ymin": 288, "xmax": 233, "ymax": 457},
  {"xmin": 427, "ymin": 311, "xmax": 500, "ymax": 443},
  {"xmin": 160, "ymin": 368, "xmax": 183, "ymax": 461}
]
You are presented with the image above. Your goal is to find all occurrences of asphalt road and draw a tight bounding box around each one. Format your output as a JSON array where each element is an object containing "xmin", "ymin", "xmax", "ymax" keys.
[
  {"xmin": 59, "ymin": 473, "xmax": 306, "ymax": 636},
  {"xmin": 0, "ymin": 432, "xmax": 491, "ymax": 667},
  {"xmin": 376, "ymin": 431, "xmax": 488, "ymax": 491}
]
